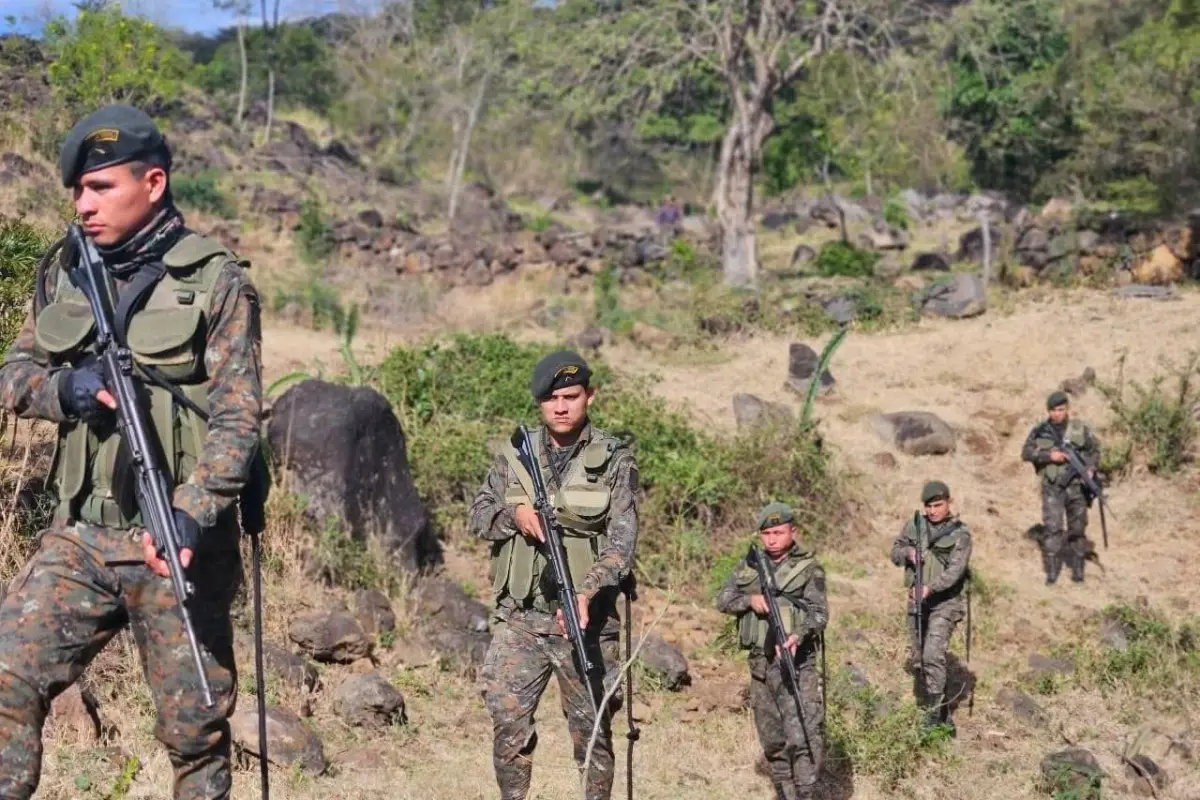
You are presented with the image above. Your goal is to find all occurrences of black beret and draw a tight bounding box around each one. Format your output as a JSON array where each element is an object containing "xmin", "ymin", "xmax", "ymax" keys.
[
  {"xmin": 531, "ymin": 350, "xmax": 591, "ymax": 400},
  {"xmin": 756, "ymin": 501, "xmax": 795, "ymax": 530},
  {"xmin": 59, "ymin": 104, "xmax": 171, "ymax": 187},
  {"xmin": 1046, "ymin": 390, "xmax": 1069, "ymax": 410},
  {"xmin": 921, "ymin": 480, "xmax": 950, "ymax": 503}
]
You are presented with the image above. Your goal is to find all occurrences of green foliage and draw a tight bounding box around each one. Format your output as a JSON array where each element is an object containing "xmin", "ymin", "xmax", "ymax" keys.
[
  {"xmin": 0, "ymin": 217, "xmax": 49, "ymax": 355},
  {"xmin": 593, "ymin": 265, "xmax": 635, "ymax": 335},
  {"xmin": 295, "ymin": 199, "xmax": 335, "ymax": 265},
  {"xmin": 44, "ymin": 7, "xmax": 191, "ymax": 112},
  {"xmin": 1098, "ymin": 352, "xmax": 1200, "ymax": 474},
  {"xmin": 271, "ymin": 273, "xmax": 352, "ymax": 334},
  {"xmin": 194, "ymin": 23, "xmax": 338, "ymax": 112},
  {"xmin": 813, "ymin": 241, "xmax": 878, "ymax": 278},
  {"xmin": 882, "ymin": 194, "xmax": 910, "ymax": 230},
  {"xmin": 527, "ymin": 213, "xmax": 553, "ymax": 233},
  {"xmin": 171, "ymin": 171, "xmax": 234, "ymax": 218}
]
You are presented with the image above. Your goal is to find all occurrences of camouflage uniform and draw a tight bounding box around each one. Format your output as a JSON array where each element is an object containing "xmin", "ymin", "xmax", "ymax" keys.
[
  {"xmin": 470, "ymin": 423, "xmax": 638, "ymax": 800},
  {"xmin": 716, "ymin": 544, "xmax": 828, "ymax": 800},
  {"xmin": 1021, "ymin": 418, "xmax": 1100, "ymax": 583},
  {"xmin": 889, "ymin": 515, "xmax": 971, "ymax": 724},
  {"xmin": 0, "ymin": 212, "xmax": 262, "ymax": 799}
]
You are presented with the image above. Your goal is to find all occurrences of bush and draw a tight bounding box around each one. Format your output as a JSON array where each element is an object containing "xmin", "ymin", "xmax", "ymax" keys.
[
  {"xmin": 295, "ymin": 199, "xmax": 335, "ymax": 264},
  {"xmin": 1098, "ymin": 352, "xmax": 1200, "ymax": 474},
  {"xmin": 172, "ymin": 171, "xmax": 234, "ymax": 218},
  {"xmin": 43, "ymin": 7, "xmax": 191, "ymax": 112},
  {"xmin": 882, "ymin": 193, "xmax": 910, "ymax": 230},
  {"xmin": 0, "ymin": 217, "xmax": 50, "ymax": 355},
  {"xmin": 372, "ymin": 333, "xmax": 843, "ymax": 592},
  {"xmin": 813, "ymin": 241, "xmax": 878, "ymax": 278}
]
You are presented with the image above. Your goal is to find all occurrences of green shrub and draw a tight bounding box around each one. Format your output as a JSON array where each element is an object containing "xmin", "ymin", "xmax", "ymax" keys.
[
  {"xmin": 882, "ymin": 194, "xmax": 910, "ymax": 230},
  {"xmin": 44, "ymin": 7, "xmax": 191, "ymax": 112},
  {"xmin": 295, "ymin": 199, "xmax": 335, "ymax": 264},
  {"xmin": 527, "ymin": 213, "xmax": 553, "ymax": 233},
  {"xmin": 1099, "ymin": 352, "xmax": 1200, "ymax": 474},
  {"xmin": 814, "ymin": 241, "xmax": 878, "ymax": 278},
  {"xmin": 0, "ymin": 217, "xmax": 50, "ymax": 355},
  {"xmin": 594, "ymin": 265, "xmax": 635, "ymax": 335},
  {"xmin": 172, "ymin": 171, "xmax": 234, "ymax": 219}
]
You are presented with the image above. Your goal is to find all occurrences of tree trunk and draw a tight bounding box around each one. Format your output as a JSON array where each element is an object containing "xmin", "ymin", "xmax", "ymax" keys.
[
  {"xmin": 447, "ymin": 73, "xmax": 490, "ymax": 227},
  {"xmin": 263, "ymin": 68, "xmax": 276, "ymax": 144},
  {"xmin": 235, "ymin": 19, "xmax": 248, "ymax": 129},
  {"xmin": 713, "ymin": 112, "xmax": 772, "ymax": 287}
]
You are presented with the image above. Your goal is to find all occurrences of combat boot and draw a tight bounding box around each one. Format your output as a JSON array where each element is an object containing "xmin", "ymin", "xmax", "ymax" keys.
[
  {"xmin": 1043, "ymin": 553, "xmax": 1061, "ymax": 585},
  {"xmin": 1070, "ymin": 555, "xmax": 1085, "ymax": 583}
]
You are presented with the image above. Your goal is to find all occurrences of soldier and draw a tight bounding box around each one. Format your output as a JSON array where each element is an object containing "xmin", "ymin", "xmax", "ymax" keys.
[
  {"xmin": 1021, "ymin": 391, "xmax": 1101, "ymax": 584},
  {"xmin": 889, "ymin": 481, "xmax": 971, "ymax": 733},
  {"xmin": 717, "ymin": 502, "xmax": 828, "ymax": 800},
  {"xmin": 469, "ymin": 350, "xmax": 639, "ymax": 800},
  {"xmin": 0, "ymin": 105, "xmax": 262, "ymax": 799}
]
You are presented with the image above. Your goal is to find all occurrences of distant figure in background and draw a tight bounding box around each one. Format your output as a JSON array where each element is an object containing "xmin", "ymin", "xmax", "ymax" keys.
[{"xmin": 655, "ymin": 194, "xmax": 682, "ymax": 232}]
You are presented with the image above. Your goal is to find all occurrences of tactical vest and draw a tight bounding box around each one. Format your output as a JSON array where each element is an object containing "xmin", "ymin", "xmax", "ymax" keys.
[
  {"xmin": 903, "ymin": 519, "xmax": 968, "ymax": 591},
  {"xmin": 35, "ymin": 233, "xmax": 238, "ymax": 528},
  {"xmin": 1034, "ymin": 419, "xmax": 1087, "ymax": 483},
  {"xmin": 490, "ymin": 426, "xmax": 620, "ymax": 608},
  {"xmin": 734, "ymin": 551, "xmax": 816, "ymax": 651}
]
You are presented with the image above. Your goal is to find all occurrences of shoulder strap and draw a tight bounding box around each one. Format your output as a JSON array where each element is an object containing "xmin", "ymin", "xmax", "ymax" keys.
[{"xmin": 112, "ymin": 261, "xmax": 167, "ymax": 347}]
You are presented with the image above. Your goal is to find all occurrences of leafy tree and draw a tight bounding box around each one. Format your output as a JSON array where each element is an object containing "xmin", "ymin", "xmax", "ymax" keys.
[
  {"xmin": 43, "ymin": 6, "xmax": 192, "ymax": 112},
  {"xmin": 195, "ymin": 22, "xmax": 337, "ymax": 113}
]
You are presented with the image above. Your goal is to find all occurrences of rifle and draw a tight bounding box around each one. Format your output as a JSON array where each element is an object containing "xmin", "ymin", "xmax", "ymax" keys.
[
  {"xmin": 910, "ymin": 512, "xmax": 926, "ymax": 675},
  {"xmin": 510, "ymin": 424, "xmax": 601, "ymax": 713},
  {"xmin": 746, "ymin": 544, "xmax": 814, "ymax": 763},
  {"xmin": 1054, "ymin": 435, "xmax": 1113, "ymax": 550},
  {"xmin": 66, "ymin": 225, "xmax": 213, "ymax": 708}
]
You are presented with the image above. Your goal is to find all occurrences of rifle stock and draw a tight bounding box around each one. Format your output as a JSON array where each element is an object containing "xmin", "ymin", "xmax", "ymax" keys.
[
  {"xmin": 66, "ymin": 225, "xmax": 214, "ymax": 708},
  {"xmin": 510, "ymin": 425, "xmax": 600, "ymax": 713}
]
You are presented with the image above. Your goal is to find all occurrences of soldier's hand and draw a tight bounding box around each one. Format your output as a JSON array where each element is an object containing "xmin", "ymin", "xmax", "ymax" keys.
[
  {"xmin": 142, "ymin": 531, "xmax": 193, "ymax": 577},
  {"xmin": 905, "ymin": 547, "xmax": 917, "ymax": 564},
  {"xmin": 513, "ymin": 505, "xmax": 545, "ymax": 543},
  {"xmin": 749, "ymin": 594, "xmax": 770, "ymax": 615},
  {"xmin": 1049, "ymin": 449, "xmax": 1067, "ymax": 464},
  {"xmin": 775, "ymin": 634, "xmax": 800, "ymax": 660},
  {"xmin": 921, "ymin": 586, "xmax": 932, "ymax": 600},
  {"xmin": 555, "ymin": 593, "xmax": 590, "ymax": 637}
]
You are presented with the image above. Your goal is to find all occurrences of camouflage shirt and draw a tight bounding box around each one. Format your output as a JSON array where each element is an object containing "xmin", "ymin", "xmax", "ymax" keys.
[
  {"xmin": 1021, "ymin": 418, "xmax": 1100, "ymax": 486},
  {"xmin": 0, "ymin": 230, "xmax": 263, "ymax": 532},
  {"xmin": 715, "ymin": 544, "xmax": 829, "ymax": 641},
  {"xmin": 469, "ymin": 422, "xmax": 639, "ymax": 633},
  {"xmin": 889, "ymin": 516, "xmax": 972, "ymax": 598}
]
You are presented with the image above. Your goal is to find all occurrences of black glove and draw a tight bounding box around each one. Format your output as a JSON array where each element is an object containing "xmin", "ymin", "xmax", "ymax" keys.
[
  {"xmin": 57, "ymin": 358, "xmax": 111, "ymax": 425},
  {"xmin": 172, "ymin": 509, "xmax": 203, "ymax": 553}
]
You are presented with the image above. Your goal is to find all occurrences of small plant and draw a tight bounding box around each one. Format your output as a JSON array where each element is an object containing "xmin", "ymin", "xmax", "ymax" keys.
[
  {"xmin": 1098, "ymin": 352, "xmax": 1200, "ymax": 473},
  {"xmin": 594, "ymin": 265, "xmax": 635, "ymax": 335},
  {"xmin": 0, "ymin": 216, "xmax": 50, "ymax": 354},
  {"xmin": 882, "ymin": 193, "xmax": 911, "ymax": 230},
  {"xmin": 527, "ymin": 213, "xmax": 553, "ymax": 233},
  {"xmin": 172, "ymin": 171, "xmax": 234, "ymax": 218},
  {"xmin": 295, "ymin": 199, "xmax": 335, "ymax": 264},
  {"xmin": 813, "ymin": 241, "xmax": 878, "ymax": 278}
]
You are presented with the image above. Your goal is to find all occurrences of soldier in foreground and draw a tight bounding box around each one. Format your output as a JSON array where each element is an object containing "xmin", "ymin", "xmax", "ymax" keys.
[
  {"xmin": 717, "ymin": 502, "xmax": 828, "ymax": 800},
  {"xmin": 0, "ymin": 105, "xmax": 262, "ymax": 799},
  {"xmin": 1021, "ymin": 391, "xmax": 1101, "ymax": 584},
  {"xmin": 469, "ymin": 350, "xmax": 639, "ymax": 800},
  {"xmin": 889, "ymin": 481, "xmax": 971, "ymax": 733}
]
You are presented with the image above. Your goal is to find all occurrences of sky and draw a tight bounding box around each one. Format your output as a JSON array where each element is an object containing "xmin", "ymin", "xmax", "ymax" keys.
[{"xmin": 1, "ymin": 0, "xmax": 361, "ymax": 36}]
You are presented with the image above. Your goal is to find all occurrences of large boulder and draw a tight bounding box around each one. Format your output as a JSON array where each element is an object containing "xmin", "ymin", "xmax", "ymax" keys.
[
  {"xmin": 637, "ymin": 632, "xmax": 690, "ymax": 690},
  {"xmin": 915, "ymin": 274, "xmax": 987, "ymax": 319},
  {"xmin": 332, "ymin": 673, "xmax": 406, "ymax": 728},
  {"xmin": 289, "ymin": 611, "xmax": 373, "ymax": 664},
  {"xmin": 355, "ymin": 589, "xmax": 397, "ymax": 636},
  {"xmin": 869, "ymin": 412, "xmax": 956, "ymax": 456},
  {"xmin": 262, "ymin": 642, "xmax": 320, "ymax": 692},
  {"xmin": 267, "ymin": 380, "xmax": 435, "ymax": 572},
  {"xmin": 230, "ymin": 705, "xmax": 327, "ymax": 774},
  {"xmin": 413, "ymin": 578, "xmax": 492, "ymax": 668},
  {"xmin": 1040, "ymin": 748, "xmax": 1102, "ymax": 796}
]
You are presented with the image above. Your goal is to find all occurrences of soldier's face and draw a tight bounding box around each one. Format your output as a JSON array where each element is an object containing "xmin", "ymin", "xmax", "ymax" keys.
[
  {"xmin": 540, "ymin": 385, "xmax": 593, "ymax": 435},
  {"xmin": 924, "ymin": 498, "xmax": 951, "ymax": 523},
  {"xmin": 1048, "ymin": 405, "xmax": 1069, "ymax": 424},
  {"xmin": 759, "ymin": 523, "xmax": 796, "ymax": 558},
  {"xmin": 74, "ymin": 163, "xmax": 168, "ymax": 246}
]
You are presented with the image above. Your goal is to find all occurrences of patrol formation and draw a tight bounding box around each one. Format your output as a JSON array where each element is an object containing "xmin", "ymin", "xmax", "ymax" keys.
[{"xmin": 0, "ymin": 104, "xmax": 1115, "ymax": 799}]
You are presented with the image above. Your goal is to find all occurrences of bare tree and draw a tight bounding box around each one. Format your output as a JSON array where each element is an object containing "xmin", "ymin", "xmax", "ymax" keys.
[
  {"xmin": 676, "ymin": 0, "xmax": 918, "ymax": 286},
  {"xmin": 213, "ymin": 0, "xmax": 252, "ymax": 129},
  {"xmin": 259, "ymin": 0, "xmax": 282, "ymax": 145}
]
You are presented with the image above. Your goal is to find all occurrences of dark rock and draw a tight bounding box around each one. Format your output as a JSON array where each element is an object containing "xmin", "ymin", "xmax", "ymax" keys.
[
  {"xmin": 637, "ymin": 632, "xmax": 690, "ymax": 690},
  {"xmin": 464, "ymin": 259, "xmax": 494, "ymax": 287},
  {"xmin": 230, "ymin": 705, "xmax": 326, "ymax": 774},
  {"xmin": 323, "ymin": 139, "xmax": 360, "ymax": 166},
  {"xmin": 1018, "ymin": 226, "xmax": 1051, "ymax": 254},
  {"xmin": 1041, "ymin": 748, "xmax": 1103, "ymax": 794},
  {"xmin": 355, "ymin": 589, "xmax": 397, "ymax": 637},
  {"xmin": 262, "ymin": 643, "xmax": 320, "ymax": 691},
  {"xmin": 956, "ymin": 226, "xmax": 1002, "ymax": 264},
  {"xmin": 872, "ymin": 452, "xmax": 898, "ymax": 469},
  {"xmin": 762, "ymin": 209, "xmax": 799, "ymax": 230},
  {"xmin": 869, "ymin": 411, "xmax": 956, "ymax": 456},
  {"xmin": 1125, "ymin": 754, "xmax": 1167, "ymax": 796},
  {"xmin": 415, "ymin": 578, "xmax": 490, "ymax": 634},
  {"xmin": 289, "ymin": 611, "xmax": 372, "ymax": 664},
  {"xmin": 332, "ymin": 673, "xmax": 406, "ymax": 728},
  {"xmin": 790, "ymin": 244, "xmax": 817, "ymax": 268},
  {"xmin": 995, "ymin": 686, "xmax": 1047, "ymax": 727},
  {"xmin": 267, "ymin": 380, "xmax": 435, "ymax": 572},
  {"xmin": 915, "ymin": 274, "xmax": 987, "ymax": 319},
  {"xmin": 732, "ymin": 394, "xmax": 793, "ymax": 430},
  {"xmin": 911, "ymin": 252, "xmax": 951, "ymax": 272},
  {"xmin": 0, "ymin": 152, "xmax": 42, "ymax": 183},
  {"xmin": 1077, "ymin": 230, "xmax": 1101, "ymax": 254},
  {"xmin": 573, "ymin": 326, "xmax": 608, "ymax": 350},
  {"xmin": 1060, "ymin": 367, "xmax": 1097, "ymax": 397},
  {"xmin": 1099, "ymin": 616, "xmax": 1132, "ymax": 651},
  {"xmin": 357, "ymin": 208, "xmax": 384, "ymax": 229},
  {"xmin": 784, "ymin": 342, "xmax": 835, "ymax": 396},
  {"xmin": 821, "ymin": 295, "xmax": 859, "ymax": 324}
]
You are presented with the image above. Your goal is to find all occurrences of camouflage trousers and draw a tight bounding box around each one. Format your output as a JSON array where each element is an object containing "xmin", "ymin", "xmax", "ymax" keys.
[
  {"xmin": 481, "ymin": 620, "xmax": 620, "ymax": 800},
  {"xmin": 907, "ymin": 595, "xmax": 965, "ymax": 708},
  {"xmin": 748, "ymin": 649, "xmax": 824, "ymax": 800},
  {"xmin": 1041, "ymin": 482, "xmax": 1092, "ymax": 570},
  {"xmin": 0, "ymin": 526, "xmax": 241, "ymax": 800}
]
